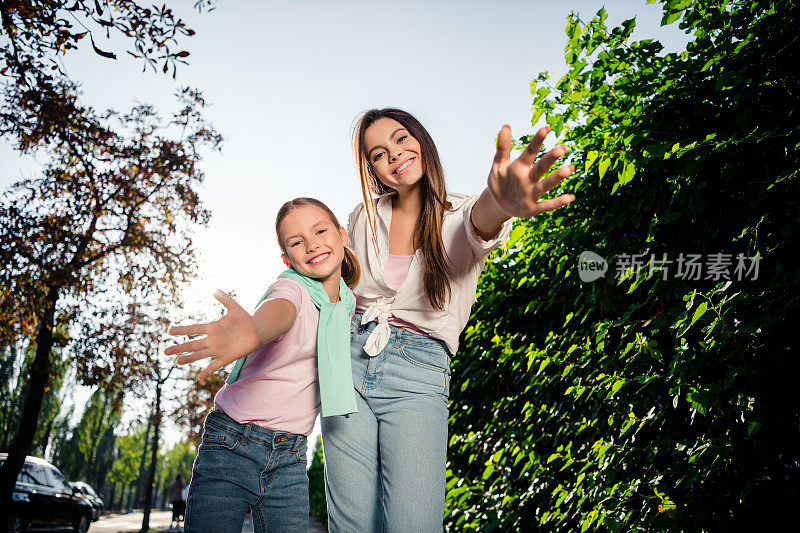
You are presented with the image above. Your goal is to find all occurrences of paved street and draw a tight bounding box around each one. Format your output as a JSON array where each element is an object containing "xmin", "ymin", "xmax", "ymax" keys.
[{"xmin": 89, "ymin": 510, "xmax": 326, "ymax": 532}]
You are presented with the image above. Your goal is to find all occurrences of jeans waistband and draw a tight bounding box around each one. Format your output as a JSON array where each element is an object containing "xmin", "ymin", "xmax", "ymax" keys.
[
  {"xmin": 352, "ymin": 312, "xmax": 449, "ymax": 352},
  {"xmin": 206, "ymin": 409, "xmax": 305, "ymax": 451}
]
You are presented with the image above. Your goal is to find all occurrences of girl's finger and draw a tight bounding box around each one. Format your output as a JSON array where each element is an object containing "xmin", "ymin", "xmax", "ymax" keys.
[
  {"xmin": 531, "ymin": 194, "xmax": 576, "ymax": 216},
  {"xmin": 164, "ymin": 338, "xmax": 208, "ymax": 356},
  {"xmin": 198, "ymin": 358, "xmax": 228, "ymax": 381},
  {"xmin": 494, "ymin": 125, "xmax": 513, "ymax": 164},
  {"xmin": 175, "ymin": 348, "xmax": 215, "ymax": 365},
  {"xmin": 212, "ymin": 289, "xmax": 244, "ymax": 311},
  {"xmin": 516, "ymin": 126, "xmax": 550, "ymax": 166},
  {"xmin": 530, "ymin": 145, "xmax": 568, "ymax": 182},
  {"xmin": 534, "ymin": 164, "xmax": 574, "ymax": 194},
  {"xmin": 168, "ymin": 323, "xmax": 209, "ymax": 338}
]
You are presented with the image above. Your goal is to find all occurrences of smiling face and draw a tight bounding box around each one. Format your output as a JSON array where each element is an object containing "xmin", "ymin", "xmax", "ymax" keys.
[
  {"xmin": 277, "ymin": 204, "xmax": 348, "ymax": 283},
  {"xmin": 363, "ymin": 117, "xmax": 425, "ymax": 193}
]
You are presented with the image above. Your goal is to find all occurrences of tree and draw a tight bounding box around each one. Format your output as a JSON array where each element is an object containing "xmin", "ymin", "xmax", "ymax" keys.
[
  {"xmin": 0, "ymin": 85, "xmax": 221, "ymax": 521},
  {"xmin": 159, "ymin": 441, "xmax": 195, "ymax": 493},
  {"xmin": 0, "ymin": 329, "xmax": 70, "ymax": 455},
  {"xmin": 174, "ymin": 368, "xmax": 226, "ymax": 444},
  {"xmin": 446, "ymin": 0, "xmax": 799, "ymax": 530},
  {"xmin": 108, "ymin": 426, "xmax": 149, "ymax": 510},
  {"xmin": 1, "ymin": 0, "xmax": 212, "ymax": 87},
  {"xmin": 140, "ymin": 363, "xmax": 175, "ymax": 532},
  {"xmin": 0, "ymin": 2, "xmax": 217, "ymax": 526}
]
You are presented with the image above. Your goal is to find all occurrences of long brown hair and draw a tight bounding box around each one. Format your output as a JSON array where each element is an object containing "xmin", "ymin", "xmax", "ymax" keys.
[
  {"xmin": 275, "ymin": 197, "xmax": 361, "ymax": 287},
  {"xmin": 354, "ymin": 108, "xmax": 454, "ymax": 310}
]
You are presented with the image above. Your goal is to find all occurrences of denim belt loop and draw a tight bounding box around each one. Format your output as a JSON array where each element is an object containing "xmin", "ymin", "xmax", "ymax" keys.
[
  {"xmin": 241, "ymin": 422, "xmax": 251, "ymax": 443},
  {"xmin": 291, "ymin": 435, "xmax": 302, "ymax": 452}
]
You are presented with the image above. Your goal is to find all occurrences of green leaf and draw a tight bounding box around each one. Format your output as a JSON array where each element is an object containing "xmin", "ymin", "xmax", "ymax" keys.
[
  {"xmin": 598, "ymin": 158, "xmax": 611, "ymax": 180},
  {"xmin": 508, "ymin": 225, "xmax": 526, "ymax": 247},
  {"xmin": 690, "ymin": 302, "xmax": 708, "ymax": 326},
  {"xmin": 585, "ymin": 150, "xmax": 599, "ymax": 170},
  {"xmin": 661, "ymin": 11, "xmax": 683, "ymax": 25},
  {"xmin": 618, "ymin": 162, "xmax": 635, "ymax": 186}
]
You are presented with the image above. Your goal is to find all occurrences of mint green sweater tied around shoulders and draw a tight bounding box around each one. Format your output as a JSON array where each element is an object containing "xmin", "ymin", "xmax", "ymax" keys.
[{"xmin": 226, "ymin": 269, "xmax": 358, "ymax": 418}]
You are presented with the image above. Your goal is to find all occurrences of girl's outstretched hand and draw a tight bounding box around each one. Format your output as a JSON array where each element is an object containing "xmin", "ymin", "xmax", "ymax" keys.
[
  {"xmin": 487, "ymin": 125, "xmax": 576, "ymax": 218},
  {"xmin": 165, "ymin": 289, "xmax": 259, "ymax": 381}
]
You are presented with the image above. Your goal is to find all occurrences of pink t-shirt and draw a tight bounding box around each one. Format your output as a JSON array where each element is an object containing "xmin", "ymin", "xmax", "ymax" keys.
[{"xmin": 214, "ymin": 278, "xmax": 320, "ymax": 436}]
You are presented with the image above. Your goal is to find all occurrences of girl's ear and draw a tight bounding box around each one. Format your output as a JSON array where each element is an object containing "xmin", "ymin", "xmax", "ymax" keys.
[
  {"xmin": 339, "ymin": 226, "xmax": 349, "ymax": 248},
  {"xmin": 281, "ymin": 254, "xmax": 292, "ymax": 267}
]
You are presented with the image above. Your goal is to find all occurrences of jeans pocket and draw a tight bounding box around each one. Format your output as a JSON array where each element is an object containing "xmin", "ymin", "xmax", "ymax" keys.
[
  {"xmin": 399, "ymin": 342, "xmax": 450, "ymax": 397},
  {"xmin": 201, "ymin": 428, "xmax": 240, "ymax": 452}
]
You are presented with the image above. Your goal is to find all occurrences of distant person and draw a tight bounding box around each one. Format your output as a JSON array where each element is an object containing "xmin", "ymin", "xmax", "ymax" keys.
[
  {"xmin": 167, "ymin": 198, "xmax": 360, "ymax": 532},
  {"xmin": 169, "ymin": 474, "xmax": 186, "ymax": 527}
]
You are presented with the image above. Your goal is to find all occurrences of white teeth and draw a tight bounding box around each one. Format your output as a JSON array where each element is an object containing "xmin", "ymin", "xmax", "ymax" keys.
[
  {"xmin": 308, "ymin": 253, "xmax": 329, "ymax": 264},
  {"xmin": 394, "ymin": 158, "xmax": 414, "ymax": 174}
]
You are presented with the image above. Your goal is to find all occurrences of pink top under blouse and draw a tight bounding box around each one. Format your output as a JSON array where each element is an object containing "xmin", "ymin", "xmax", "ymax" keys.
[{"xmin": 381, "ymin": 253, "xmax": 430, "ymax": 337}]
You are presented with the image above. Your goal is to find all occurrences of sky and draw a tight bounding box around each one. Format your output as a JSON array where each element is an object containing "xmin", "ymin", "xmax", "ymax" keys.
[{"xmin": 1, "ymin": 0, "xmax": 690, "ymax": 456}]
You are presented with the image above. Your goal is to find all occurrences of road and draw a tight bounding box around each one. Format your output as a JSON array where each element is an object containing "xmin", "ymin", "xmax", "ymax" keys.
[{"xmin": 89, "ymin": 510, "xmax": 326, "ymax": 532}]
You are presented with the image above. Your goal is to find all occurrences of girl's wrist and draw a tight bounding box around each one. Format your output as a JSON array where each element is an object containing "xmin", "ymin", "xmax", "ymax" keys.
[{"xmin": 472, "ymin": 188, "xmax": 512, "ymax": 240}]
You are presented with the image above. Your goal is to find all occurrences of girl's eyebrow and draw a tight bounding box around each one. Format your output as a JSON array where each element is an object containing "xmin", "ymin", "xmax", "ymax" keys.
[
  {"xmin": 367, "ymin": 128, "xmax": 407, "ymax": 157},
  {"xmin": 283, "ymin": 220, "xmax": 328, "ymax": 241}
]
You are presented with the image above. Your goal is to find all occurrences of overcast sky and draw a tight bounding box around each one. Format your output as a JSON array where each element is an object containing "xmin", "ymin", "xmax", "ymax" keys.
[{"xmin": 1, "ymin": 0, "xmax": 690, "ymax": 450}]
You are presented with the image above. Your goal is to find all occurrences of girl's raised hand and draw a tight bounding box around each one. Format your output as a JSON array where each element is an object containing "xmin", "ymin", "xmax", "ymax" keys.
[
  {"xmin": 487, "ymin": 125, "xmax": 576, "ymax": 218},
  {"xmin": 165, "ymin": 289, "xmax": 260, "ymax": 381}
]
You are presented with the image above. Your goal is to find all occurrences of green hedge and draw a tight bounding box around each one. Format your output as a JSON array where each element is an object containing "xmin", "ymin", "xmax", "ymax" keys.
[
  {"xmin": 445, "ymin": 1, "xmax": 799, "ymax": 531},
  {"xmin": 308, "ymin": 436, "xmax": 328, "ymax": 526}
]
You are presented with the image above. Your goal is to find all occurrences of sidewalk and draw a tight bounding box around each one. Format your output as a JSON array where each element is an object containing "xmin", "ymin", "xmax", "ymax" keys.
[{"xmin": 90, "ymin": 510, "xmax": 326, "ymax": 532}]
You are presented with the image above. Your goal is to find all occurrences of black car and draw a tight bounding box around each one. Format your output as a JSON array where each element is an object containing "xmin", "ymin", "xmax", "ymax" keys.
[
  {"xmin": 68, "ymin": 481, "xmax": 103, "ymax": 521},
  {"xmin": 1, "ymin": 453, "xmax": 93, "ymax": 533}
]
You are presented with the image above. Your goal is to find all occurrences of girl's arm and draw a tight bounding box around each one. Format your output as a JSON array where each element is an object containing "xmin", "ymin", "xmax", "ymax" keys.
[
  {"xmin": 165, "ymin": 289, "xmax": 298, "ymax": 380},
  {"xmin": 471, "ymin": 125, "xmax": 575, "ymax": 240}
]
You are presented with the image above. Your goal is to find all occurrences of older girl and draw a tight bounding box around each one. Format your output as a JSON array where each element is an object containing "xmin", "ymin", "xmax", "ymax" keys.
[{"xmin": 321, "ymin": 108, "xmax": 574, "ymax": 532}]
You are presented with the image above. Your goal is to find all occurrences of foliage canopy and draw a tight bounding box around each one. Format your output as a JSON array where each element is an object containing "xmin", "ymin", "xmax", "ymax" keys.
[{"xmin": 446, "ymin": 0, "xmax": 799, "ymax": 530}]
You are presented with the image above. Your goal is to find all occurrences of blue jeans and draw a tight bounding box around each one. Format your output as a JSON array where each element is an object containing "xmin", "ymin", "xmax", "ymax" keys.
[
  {"xmin": 321, "ymin": 314, "xmax": 451, "ymax": 533},
  {"xmin": 184, "ymin": 409, "xmax": 309, "ymax": 533}
]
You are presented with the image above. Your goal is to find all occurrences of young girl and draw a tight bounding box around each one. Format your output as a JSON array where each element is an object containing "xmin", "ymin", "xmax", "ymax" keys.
[
  {"xmin": 165, "ymin": 197, "xmax": 360, "ymax": 533},
  {"xmin": 320, "ymin": 108, "xmax": 575, "ymax": 533}
]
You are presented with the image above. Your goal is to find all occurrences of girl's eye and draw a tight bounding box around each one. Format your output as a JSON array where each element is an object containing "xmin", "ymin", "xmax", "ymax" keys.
[
  {"xmin": 373, "ymin": 152, "xmax": 384, "ymax": 162},
  {"xmin": 290, "ymin": 240, "xmax": 301, "ymax": 247},
  {"xmin": 397, "ymin": 135, "xmax": 407, "ymax": 142},
  {"xmin": 316, "ymin": 229, "xmax": 327, "ymax": 235}
]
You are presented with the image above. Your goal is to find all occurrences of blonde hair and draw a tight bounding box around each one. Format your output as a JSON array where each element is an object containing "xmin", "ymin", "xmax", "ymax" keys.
[{"xmin": 275, "ymin": 198, "xmax": 361, "ymax": 287}]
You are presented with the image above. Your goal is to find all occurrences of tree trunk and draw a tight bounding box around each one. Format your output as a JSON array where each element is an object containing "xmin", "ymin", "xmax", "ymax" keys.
[
  {"xmin": 117, "ymin": 484, "xmax": 126, "ymax": 511},
  {"xmin": 39, "ymin": 412, "xmax": 56, "ymax": 459},
  {"xmin": 0, "ymin": 343, "xmax": 18, "ymax": 451},
  {"xmin": 141, "ymin": 379, "xmax": 161, "ymax": 533},
  {"xmin": 108, "ymin": 483, "xmax": 116, "ymax": 512},
  {"xmin": 134, "ymin": 415, "xmax": 151, "ymax": 507},
  {"xmin": 0, "ymin": 288, "xmax": 58, "ymax": 531}
]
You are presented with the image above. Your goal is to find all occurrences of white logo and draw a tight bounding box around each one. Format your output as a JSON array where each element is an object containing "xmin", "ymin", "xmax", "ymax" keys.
[{"xmin": 579, "ymin": 251, "xmax": 608, "ymax": 282}]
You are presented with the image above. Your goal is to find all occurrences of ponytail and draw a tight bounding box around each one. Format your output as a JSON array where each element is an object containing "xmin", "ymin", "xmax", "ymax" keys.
[{"xmin": 341, "ymin": 246, "xmax": 361, "ymax": 287}]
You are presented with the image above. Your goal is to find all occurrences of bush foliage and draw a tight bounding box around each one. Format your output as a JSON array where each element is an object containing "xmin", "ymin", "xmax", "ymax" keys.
[{"xmin": 445, "ymin": 0, "xmax": 799, "ymax": 530}]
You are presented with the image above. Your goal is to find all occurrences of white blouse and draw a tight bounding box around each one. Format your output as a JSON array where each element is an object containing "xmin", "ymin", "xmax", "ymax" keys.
[{"xmin": 347, "ymin": 191, "xmax": 513, "ymax": 356}]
